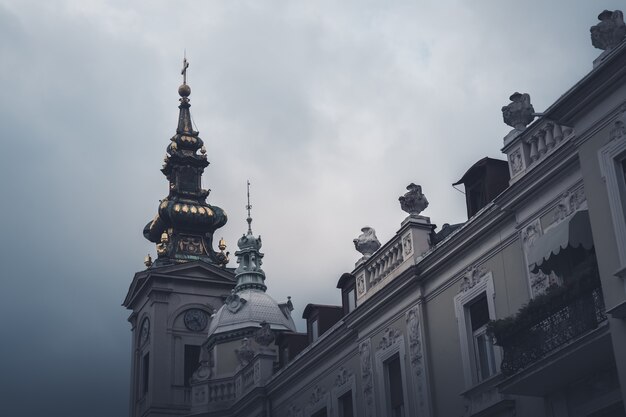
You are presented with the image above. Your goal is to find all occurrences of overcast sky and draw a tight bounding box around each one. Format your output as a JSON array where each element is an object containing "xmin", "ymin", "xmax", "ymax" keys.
[{"xmin": 0, "ymin": 1, "xmax": 621, "ymax": 416}]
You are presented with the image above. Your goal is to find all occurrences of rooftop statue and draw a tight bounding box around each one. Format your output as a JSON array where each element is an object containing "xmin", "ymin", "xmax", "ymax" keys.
[
  {"xmin": 353, "ymin": 227, "xmax": 381, "ymax": 258},
  {"xmin": 399, "ymin": 183, "xmax": 429, "ymax": 216},
  {"xmin": 591, "ymin": 10, "xmax": 626, "ymax": 50},
  {"xmin": 502, "ymin": 92, "xmax": 535, "ymax": 131}
]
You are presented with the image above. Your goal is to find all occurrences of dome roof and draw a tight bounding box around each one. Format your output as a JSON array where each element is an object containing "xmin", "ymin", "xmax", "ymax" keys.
[{"xmin": 208, "ymin": 289, "xmax": 296, "ymax": 337}]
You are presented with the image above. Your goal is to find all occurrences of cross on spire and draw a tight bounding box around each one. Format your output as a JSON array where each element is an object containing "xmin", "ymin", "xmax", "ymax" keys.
[
  {"xmin": 246, "ymin": 180, "xmax": 253, "ymax": 234},
  {"xmin": 181, "ymin": 53, "xmax": 189, "ymax": 85}
]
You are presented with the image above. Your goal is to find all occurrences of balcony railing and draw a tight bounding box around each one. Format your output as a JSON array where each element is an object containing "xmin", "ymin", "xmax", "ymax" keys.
[{"xmin": 491, "ymin": 274, "xmax": 606, "ymax": 376}]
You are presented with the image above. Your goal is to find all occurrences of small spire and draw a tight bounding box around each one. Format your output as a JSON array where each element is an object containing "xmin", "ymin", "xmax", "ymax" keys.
[{"xmin": 246, "ymin": 180, "xmax": 253, "ymax": 235}]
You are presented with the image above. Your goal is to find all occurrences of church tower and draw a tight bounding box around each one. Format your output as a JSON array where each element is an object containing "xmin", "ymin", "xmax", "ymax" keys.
[{"xmin": 123, "ymin": 60, "xmax": 236, "ymax": 417}]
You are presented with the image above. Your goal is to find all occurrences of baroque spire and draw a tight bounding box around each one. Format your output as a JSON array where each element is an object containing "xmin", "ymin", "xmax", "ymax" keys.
[
  {"xmin": 142, "ymin": 58, "xmax": 228, "ymax": 266},
  {"xmin": 233, "ymin": 181, "xmax": 267, "ymax": 292}
]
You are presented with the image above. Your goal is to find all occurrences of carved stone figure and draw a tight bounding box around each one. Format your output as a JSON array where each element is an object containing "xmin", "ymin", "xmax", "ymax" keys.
[
  {"xmin": 359, "ymin": 340, "xmax": 374, "ymax": 406},
  {"xmin": 399, "ymin": 183, "xmax": 429, "ymax": 216},
  {"xmin": 235, "ymin": 338, "xmax": 255, "ymax": 366},
  {"xmin": 254, "ymin": 321, "xmax": 275, "ymax": 346},
  {"xmin": 406, "ymin": 309, "xmax": 422, "ymax": 372},
  {"xmin": 509, "ymin": 148, "xmax": 523, "ymax": 175},
  {"xmin": 334, "ymin": 367, "xmax": 352, "ymax": 387},
  {"xmin": 590, "ymin": 10, "xmax": 626, "ymax": 50},
  {"xmin": 190, "ymin": 347, "xmax": 212, "ymax": 383},
  {"xmin": 502, "ymin": 92, "xmax": 535, "ymax": 130},
  {"xmin": 353, "ymin": 227, "xmax": 381, "ymax": 258}
]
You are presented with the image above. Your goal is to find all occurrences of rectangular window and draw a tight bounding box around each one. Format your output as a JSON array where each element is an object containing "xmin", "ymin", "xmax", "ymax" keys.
[
  {"xmin": 184, "ymin": 345, "xmax": 201, "ymax": 387},
  {"xmin": 311, "ymin": 319, "xmax": 319, "ymax": 342},
  {"xmin": 469, "ymin": 295, "xmax": 497, "ymax": 381},
  {"xmin": 142, "ymin": 352, "xmax": 150, "ymax": 395},
  {"xmin": 347, "ymin": 288, "xmax": 356, "ymax": 313},
  {"xmin": 385, "ymin": 354, "xmax": 405, "ymax": 417},
  {"xmin": 338, "ymin": 391, "xmax": 354, "ymax": 417},
  {"xmin": 311, "ymin": 408, "xmax": 327, "ymax": 417}
]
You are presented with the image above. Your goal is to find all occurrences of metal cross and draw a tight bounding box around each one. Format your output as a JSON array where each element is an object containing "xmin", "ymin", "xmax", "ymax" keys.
[{"xmin": 181, "ymin": 56, "xmax": 189, "ymax": 84}]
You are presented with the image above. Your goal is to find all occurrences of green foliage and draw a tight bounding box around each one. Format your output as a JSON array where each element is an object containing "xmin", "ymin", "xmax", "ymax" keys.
[{"xmin": 487, "ymin": 272, "xmax": 600, "ymax": 346}]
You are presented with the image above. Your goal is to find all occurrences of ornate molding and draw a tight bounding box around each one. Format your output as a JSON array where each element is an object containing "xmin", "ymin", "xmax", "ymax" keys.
[
  {"xmin": 286, "ymin": 404, "xmax": 303, "ymax": 417},
  {"xmin": 509, "ymin": 147, "xmax": 524, "ymax": 176},
  {"xmin": 309, "ymin": 385, "xmax": 325, "ymax": 408},
  {"xmin": 359, "ymin": 339, "xmax": 375, "ymax": 410},
  {"xmin": 522, "ymin": 219, "xmax": 542, "ymax": 249},
  {"xmin": 459, "ymin": 265, "xmax": 488, "ymax": 293},
  {"xmin": 406, "ymin": 308, "xmax": 423, "ymax": 372},
  {"xmin": 551, "ymin": 187, "xmax": 586, "ymax": 225},
  {"xmin": 402, "ymin": 233, "xmax": 413, "ymax": 257},
  {"xmin": 356, "ymin": 274, "xmax": 366, "ymax": 296},
  {"xmin": 225, "ymin": 291, "xmax": 247, "ymax": 314},
  {"xmin": 334, "ymin": 366, "xmax": 353, "ymax": 388},
  {"xmin": 377, "ymin": 327, "xmax": 401, "ymax": 351}
]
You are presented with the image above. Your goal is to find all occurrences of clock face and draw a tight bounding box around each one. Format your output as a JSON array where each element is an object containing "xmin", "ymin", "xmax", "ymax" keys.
[
  {"xmin": 184, "ymin": 309, "xmax": 208, "ymax": 332},
  {"xmin": 139, "ymin": 318, "xmax": 150, "ymax": 345}
]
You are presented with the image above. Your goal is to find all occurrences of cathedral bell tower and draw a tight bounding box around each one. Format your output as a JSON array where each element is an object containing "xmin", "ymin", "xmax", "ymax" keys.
[{"xmin": 123, "ymin": 59, "xmax": 236, "ymax": 417}]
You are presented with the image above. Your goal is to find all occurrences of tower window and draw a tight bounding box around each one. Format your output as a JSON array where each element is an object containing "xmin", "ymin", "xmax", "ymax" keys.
[
  {"xmin": 142, "ymin": 353, "xmax": 150, "ymax": 396},
  {"xmin": 184, "ymin": 345, "xmax": 201, "ymax": 387}
]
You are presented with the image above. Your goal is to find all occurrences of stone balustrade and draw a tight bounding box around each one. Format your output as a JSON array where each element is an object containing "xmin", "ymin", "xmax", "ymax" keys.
[
  {"xmin": 206, "ymin": 378, "xmax": 236, "ymax": 403},
  {"xmin": 366, "ymin": 239, "xmax": 404, "ymax": 285},
  {"xmin": 504, "ymin": 119, "xmax": 574, "ymax": 181}
]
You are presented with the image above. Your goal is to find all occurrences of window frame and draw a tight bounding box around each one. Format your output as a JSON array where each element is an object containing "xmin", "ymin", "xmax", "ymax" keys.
[
  {"xmin": 454, "ymin": 271, "xmax": 500, "ymax": 387},
  {"xmin": 599, "ymin": 132, "xmax": 626, "ymax": 274},
  {"xmin": 374, "ymin": 333, "xmax": 409, "ymax": 417},
  {"xmin": 331, "ymin": 371, "xmax": 357, "ymax": 417}
]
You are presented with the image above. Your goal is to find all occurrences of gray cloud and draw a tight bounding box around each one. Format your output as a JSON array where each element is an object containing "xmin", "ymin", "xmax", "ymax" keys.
[{"xmin": 1, "ymin": 0, "xmax": 621, "ymax": 415}]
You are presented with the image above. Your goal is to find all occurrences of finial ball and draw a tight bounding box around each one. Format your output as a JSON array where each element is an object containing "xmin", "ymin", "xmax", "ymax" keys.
[{"xmin": 178, "ymin": 84, "xmax": 191, "ymax": 97}]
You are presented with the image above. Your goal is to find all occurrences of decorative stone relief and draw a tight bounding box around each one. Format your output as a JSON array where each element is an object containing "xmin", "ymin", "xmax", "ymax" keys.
[
  {"xmin": 309, "ymin": 385, "xmax": 325, "ymax": 408},
  {"xmin": 254, "ymin": 321, "xmax": 275, "ymax": 346},
  {"xmin": 377, "ymin": 327, "xmax": 401, "ymax": 351},
  {"xmin": 235, "ymin": 338, "xmax": 255, "ymax": 367},
  {"xmin": 459, "ymin": 265, "xmax": 488, "ymax": 293},
  {"xmin": 353, "ymin": 227, "xmax": 381, "ymax": 259},
  {"xmin": 590, "ymin": 10, "xmax": 626, "ymax": 50},
  {"xmin": 334, "ymin": 367, "xmax": 352, "ymax": 388},
  {"xmin": 356, "ymin": 274, "xmax": 366, "ymax": 296},
  {"xmin": 522, "ymin": 219, "xmax": 542, "ymax": 249},
  {"xmin": 225, "ymin": 290, "xmax": 247, "ymax": 314},
  {"xmin": 402, "ymin": 233, "xmax": 413, "ymax": 256},
  {"xmin": 610, "ymin": 120, "xmax": 626, "ymax": 141},
  {"xmin": 253, "ymin": 361, "xmax": 261, "ymax": 384},
  {"xmin": 399, "ymin": 183, "xmax": 429, "ymax": 216},
  {"xmin": 406, "ymin": 309, "xmax": 423, "ymax": 373},
  {"xmin": 552, "ymin": 188, "xmax": 586, "ymax": 225},
  {"xmin": 509, "ymin": 147, "xmax": 524, "ymax": 176},
  {"xmin": 502, "ymin": 92, "xmax": 535, "ymax": 130},
  {"xmin": 358, "ymin": 339, "xmax": 375, "ymax": 410},
  {"xmin": 529, "ymin": 270, "xmax": 561, "ymax": 296},
  {"xmin": 406, "ymin": 307, "xmax": 429, "ymax": 416},
  {"xmin": 286, "ymin": 404, "xmax": 303, "ymax": 417},
  {"xmin": 190, "ymin": 347, "xmax": 212, "ymax": 383}
]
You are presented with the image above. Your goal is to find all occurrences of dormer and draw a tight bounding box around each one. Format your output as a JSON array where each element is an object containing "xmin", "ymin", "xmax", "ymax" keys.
[
  {"xmin": 453, "ymin": 157, "xmax": 510, "ymax": 219},
  {"xmin": 336, "ymin": 273, "xmax": 357, "ymax": 315},
  {"xmin": 302, "ymin": 304, "xmax": 343, "ymax": 344}
]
